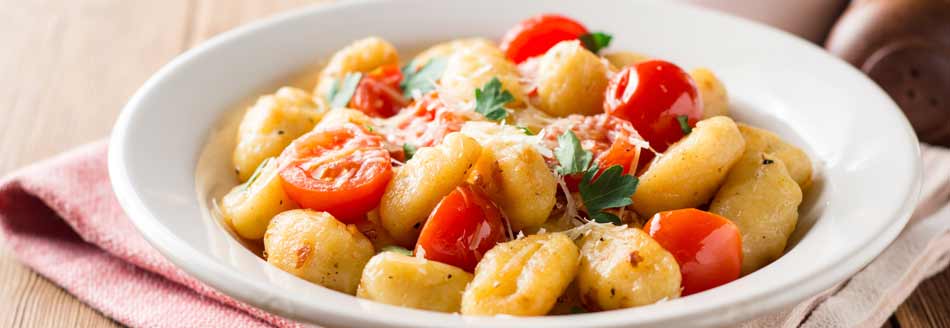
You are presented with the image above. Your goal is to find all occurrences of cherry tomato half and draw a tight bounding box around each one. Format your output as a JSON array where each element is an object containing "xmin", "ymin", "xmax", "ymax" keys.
[
  {"xmin": 500, "ymin": 14, "xmax": 589, "ymax": 63},
  {"xmin": 390, "ymin": 92, "xmax": 468, "ymax": 148},
  {"xmin": 604, "ymin": 60, "xmax": 703, "ymax": 153},
  {"xmin": 644, "ymin": 208, "xmax": 742, "ymax": 296},
  {"xmin": 350, "ymin": 64, "xmax": 408, "ymax": 118},
  {"xmin": 278, "ymin": 124, "xmax": 393, "ymax": 222},
  {"xmin": 541, "ymin": 114, "xmax": 643, "ymax": 189},
  {"xmin": 415, "ymin": 185, "xmax": 507, "ymax": 272}
]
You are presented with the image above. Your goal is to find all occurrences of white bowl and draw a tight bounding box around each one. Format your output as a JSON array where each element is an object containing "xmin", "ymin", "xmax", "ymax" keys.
[{"xmin": 108, "ymin": 0, "xmax": 922, "ymax": 327}]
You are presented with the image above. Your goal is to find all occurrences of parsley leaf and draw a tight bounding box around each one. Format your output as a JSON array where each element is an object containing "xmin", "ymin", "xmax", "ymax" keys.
[
  {"xmin": 555, "ymin": 130, "xmax": 593, "ymax": 175},
  {"xmin": 579, "ymin": 165, "xmax": 638, "ymax": 212},
  {"xmin": 328, "ymin": 72, "xmax": 363, "ymax": 108},
  {"xmin": 403, "ymin": 143, "xmax": 417, "ymax": 161},
  {"xmin": 474, "ymin": 77, "xmax": 513, "ymax": 121},
  {"xmin": 676, "ymin": 115, "xmax": 692, "ymax": 135},
  {"xmin": 590, "ymin": 211, "xmax": 623, "ymax": 225},
  {"xmin": 401, "ymin": 57, "xmax": 447, "ymax": 98},
  {"xmin": 517, "ymin": 126, "xmax": 535, "ymax": 136},
  {"xmin": 381, "ymin": 245, "xmax": 412, "ymax": 256},
  {"xmin": 579, "ymin": 32, "xmax": 612, "ymax": 53}
]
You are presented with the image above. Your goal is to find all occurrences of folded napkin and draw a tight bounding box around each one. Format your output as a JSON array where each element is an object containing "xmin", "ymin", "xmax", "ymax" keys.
[{"xmin": 0, "ymin": 140, "xmax": 947, "ymax": 328}]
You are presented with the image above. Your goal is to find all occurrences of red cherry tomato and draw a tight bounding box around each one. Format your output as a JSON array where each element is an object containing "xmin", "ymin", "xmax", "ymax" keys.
[
  {"xmin": 390, "ymin": 92, "xmax": 468, "ymax": 148},
  {"xmin": 278, "ymin": 124, "xmax": 393, "ymax": 222},
  {"xmin": 500, "ymin": 14, "xmax": 589, "ymax": 63},
  {"xmin": 643, "ymin": 208, "xmax": 742, "ymax": 296},
  {"xmin": 415, "ymin": 185, "xmax": 507, "ymax": 272},
  {"xmin": 604, "ymin": 60, "xmax": 703, "ymax": 153},
  {"xmin": 541, "ymin": 114, "xmax": 644, "ymax": 189},
  {"xmin": 350, "ymin": 65, "xmax": 408, "ymax": 118}
]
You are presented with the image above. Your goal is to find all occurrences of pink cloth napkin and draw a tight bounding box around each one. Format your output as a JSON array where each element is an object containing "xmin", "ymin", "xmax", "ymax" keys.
[{"xmin": 0, "ymin": 140, "xmax": 948, "ymax": 328}]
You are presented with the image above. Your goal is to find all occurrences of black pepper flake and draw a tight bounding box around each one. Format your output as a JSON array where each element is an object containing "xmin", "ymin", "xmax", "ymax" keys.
[
  {"xmin": 610, "ymin": 288, "xmax": 616, "ymax": 297},
  {"xmin": 762, "ymin": 158, "xmax": 774, "ymax": 165},
  {"xmin": 277, "ymin": 130, "xmax": 285, "ymax": 135},
  {"xmin": 413, "ymin": 222, "xmax": 421, "ymax": 229},
  {"xmin": 447, "ymin": 274, "xmax": 453, "ymax": 279},
  {"xmin": 235, "ymin": 169, "xmax": 240, "ymax": 175},
  {"xmin": 599, "ymin": 237, "xmax": 604, "ymax": 242},
  {"xmin": 279, "ymin": 200, "xmax": 283, "ymax": 205}
]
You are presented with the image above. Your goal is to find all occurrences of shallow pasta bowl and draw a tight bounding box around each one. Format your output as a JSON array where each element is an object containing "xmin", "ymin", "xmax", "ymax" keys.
[{"xmin": 108, "ymin": 0, "xmax": 921, "ymax": 327}]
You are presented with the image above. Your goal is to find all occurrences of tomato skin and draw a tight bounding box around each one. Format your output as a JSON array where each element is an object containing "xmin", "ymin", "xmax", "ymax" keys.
[
  {"xmin": 390, "ymin": 92, "xmax": 467, "ymax": 148},
  {"xmin": 643, "ymin": 208, "xmax": 742, "ymax": 296},
  {"xmin": 278, "ymin": 124, "xmax": 393, "ymax": 222},
  {"xmin": 604, "ymin": 60, "xmax": 703, "ymax": 152},
  {"xmin": 414, "ymin": 185, "xmax": 507, "ymax": 272},
  {"xmin": 350, "ymin": 64, "xmax": 408, "ymax": 118},
  {"xmin": 500, "ymin": 14, "xmax": 589, "ymax": 63}
]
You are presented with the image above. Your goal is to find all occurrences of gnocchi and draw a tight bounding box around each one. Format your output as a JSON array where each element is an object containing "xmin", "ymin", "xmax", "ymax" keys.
[
  {"xmin": 315, "ymin": 37, "xmax": 400, "ymax": 100},
  {"xmin": 737, "ymin": 124, "xmax": 813, "ymax": 188},
  {"xmin": 357, "ymin": 252, "xmax": 472, "ymax": 312},
  {"xmin": 690, "ymin": 68, "xmax": 730, "ymax": 119},
  {"xmin": 220, "ymin": 157, "xmax": 297, "ymax": 240},
  {"xmin": 461, "ymin": 233, "xmax": 579, "ymax": 316},
  {"xmin": 534, "ymin": 40, "xmax": 610, "ymax": 117},
  {"xmin": 439, "ymin": 40, "xmax": 526, "ymax": 108},
  {"xmin": 264, "ymin": 210, "xmax": 375, "ymax": 294}
]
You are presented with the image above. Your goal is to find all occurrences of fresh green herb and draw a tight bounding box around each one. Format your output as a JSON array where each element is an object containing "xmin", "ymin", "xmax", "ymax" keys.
[
  {"xmin": 555, "ymin": 130, "xmax": 593, "ymax": 175},
  {"xmin": 365, "ymin": 125, "xmax": 375, "ymax": 132},
  {"xmin": 570, "ymin": 306, "xmax": 587, "ymax": 314},
  {"xmin": 590, "ymin": 211, "xmax": 623, "ymax": 225},
  {"xmin": 381, "ymin": 245, "xmax": 412, "ymax": 256},
  {"xmin": 243, "ymin": 158, "xmax": 272, "ymax": 190},
  {"xmin": 579, "ymin": 32, "xmax": 612, "ymax": 53},
  {"xmin": 474, "ymin": 77, "xmax": 513, "ymax": 121},
  {"xmin": 676, "ymin": 115, "xmax": 692, "ymax": 135},
  {"xmin": 401, "ymin": 57, "xmax": 448, "ymax": 98},
  {"xmin": 328, "ymin": 72, "xmax": 363, "ymax": 108},
  {"xmin": 517, "ymin": 126, "xmax": 535, "ymax": 136},
  {"xmin": 403, "ymin": 143, "xmax": 417, "ymax": 161},
  {"xmin": 579, "ymin": 164, "xmax": 638, "ymax": 215}
]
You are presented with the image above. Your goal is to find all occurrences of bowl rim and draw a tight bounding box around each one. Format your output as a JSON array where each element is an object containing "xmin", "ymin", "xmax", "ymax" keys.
[{"xmin": 108, "ymin": 0, "xmax": 923, "ymax": 327}]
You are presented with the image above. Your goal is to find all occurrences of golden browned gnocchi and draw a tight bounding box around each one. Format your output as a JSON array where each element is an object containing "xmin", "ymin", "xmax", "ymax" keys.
[
  {"xmin": 737, "ymin": 124, "xmax": 813, "ymax": 188},
  {"xmin": 461, "ymin": 233, "xmax": 579, "ymax": 316},
  {"xmin": 632, "ymin": 116, "xmax": 746, "ymax": 217},
  {"xmin": 710, "ymin": 153, "xmax": 803, "ymax": 275},
  {"xmin": 214, "ymin": 13, "xmax": 815, "ymax": 316},
  {"xmin": 534, "ymin": 40, "xmax": 610, "ymax": 117},
  {"xmin": 220, "ymin": 158, "xmax": 297, "ymax": 239},
  {"xmin": 264, "ymin": 209, "xmax": 374, "ymax": 294},
  {"xmin": 357, "ymin": 252, "xmax": 472, "ymax": 312},
  {"xmin": 576, "ymin": 224, "xmax": 681, "ymax": 310},
  {"xmin": 690, "ymin": 68, "xmax": 730, "ymax": 119},
  {"xmin": 380, "ymin": 133, "xmax": 482, "ymax": 246},
  {"xmin": 315, "ymin": 37, "xmax": 400, "ymax": 100},
  {"xmin": 233, "ymin": 87, "xmax": 324, "ymax": 181}
]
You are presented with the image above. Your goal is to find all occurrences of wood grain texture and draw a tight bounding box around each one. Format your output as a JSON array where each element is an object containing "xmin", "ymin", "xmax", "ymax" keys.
[{"xmin": 0, "ymin": 1, "xmax": 946, "ymax": 327}]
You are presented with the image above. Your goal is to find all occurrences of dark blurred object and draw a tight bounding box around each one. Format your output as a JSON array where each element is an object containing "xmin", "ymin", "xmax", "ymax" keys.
[{"xmin": 826, "ymin": 0, "xmax": 950, "ymax": 146}]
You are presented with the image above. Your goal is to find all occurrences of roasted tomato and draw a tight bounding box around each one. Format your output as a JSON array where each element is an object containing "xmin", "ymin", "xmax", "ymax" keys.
[
  {"xmin": 541, "ymin": 114, "xmax": 644, "ymax": 188},
  {"xmin": 390, "ymin": 92, "xmax": 469, "ymax": 148},
  {"xmin": 604, "ymin": 60, "xmax": 703, "ymax": 153},
  {"xmin": 415, "ymin": 185, "xmax": 507, "ymax": 272},
  {"xmin": 644, "ymin": 208, "xmax": 742, "ymax": 296},
  {"xmin": 500, "ymin": 14, "xmax": 589, "ymax": 64},
  {"xmin": 278, "ymin": 124, "xmax": 393, "ymax": 222},
  {"xmin": 350, "ymin": 64, "xmax": 408, "ymax": 118}
]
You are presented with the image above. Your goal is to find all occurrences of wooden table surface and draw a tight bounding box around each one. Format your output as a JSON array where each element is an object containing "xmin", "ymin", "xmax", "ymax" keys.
[{"xmin": 1, "ymin": 1, "xmax": 948, "ymax": 327}]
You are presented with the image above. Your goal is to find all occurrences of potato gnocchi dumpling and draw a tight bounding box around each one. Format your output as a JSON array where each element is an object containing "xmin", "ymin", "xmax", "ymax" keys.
[
  {"xmin": 380, "ymin": 133, "xmax": 482, "ymax": 246},
  {"xmin": 633, "ymin": 116, "xmax": 746, "ymax": 217},
  {"xmin": 690, "ymin": 68, "xmax": 730, "ymax": 119},
  {"xmin": 264, "ymin": 209, "xmax": 374, "ymax": 294},
  {"xmin": 233, "ymin": 87, "xmax": 324, "ymax": 181},
  {"xmin": 576, "ymin": 224, "xmax": 681, "ymax": 310},
  {"xmin": 710, "ymin": 153, "xmax": 803, "ymax": 275},
  {"xmin": 461, "ymin": 233, "xmax": 579, "ymax": 316},
  {"xmin": 357, "ymin": 252, "xmax": 473, "ymax": 312},
  {"xmin": 465, "ymin": 130, "xmax": 557, "ymax": 232},
  {"xmin": 534, "ymin": 40, "xmax": 610, "ymax": 117},
  {"xmin": 220, "ymin": 157, "xmax": 297, "ymax": 240},
  {"xmin": 440, "ymin": 41, "xmax": 526, "ymax": 108},
  {"xmin": 315, "ymin": 37, "xmax": 400, "ymax": 100},
  {"xmin": 737, "ymin": 124, "xmax": 813, "ymax": 188},
  {"xmin": 215, "ymin": 13, "xmax": 814, "ymax": 316}
]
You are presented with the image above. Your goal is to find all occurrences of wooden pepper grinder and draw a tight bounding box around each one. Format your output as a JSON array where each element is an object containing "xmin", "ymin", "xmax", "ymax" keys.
[{"xmin": 826, "ymin": 0, "xmax": 950, "ymax": 146}]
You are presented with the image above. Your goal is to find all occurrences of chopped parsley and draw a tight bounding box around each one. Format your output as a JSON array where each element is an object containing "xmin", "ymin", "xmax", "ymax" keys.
[
  {"xmin": 474, "ymin": 77, "xmax": 513, "ymax": 121},
  {"xmin": 676, "ymin": 115, "xmax": 692, "ymax": 135},
  {"xmin": 403, "ymin": 143, "xmax": 418, "ymax": 161},
  {"xmin": 579, "ymin": 32, "xmax": 612, "ymax": 54},
  {"xmin": 243, "ymin": 158, "xmax": 272, "ymax": 190},
  {"xmin": 401, "ymin": 57, "xmax": 447, "ymax": 98},
  {"xmin": 327, "ymin": 72, "xmax": 363, "ymax": 108},
  {"xmin": 381, "ymin": 245, "xmax": 412, "ymax": 256},
  {"xmin": 554, "ymin": 131, "xmax": 639, "ymax": 225}
]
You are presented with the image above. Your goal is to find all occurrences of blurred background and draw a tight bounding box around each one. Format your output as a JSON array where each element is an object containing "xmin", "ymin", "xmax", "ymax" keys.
[{"xmin": 0, "ymin": 0, "xmax": 947, "ymax": 327}]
